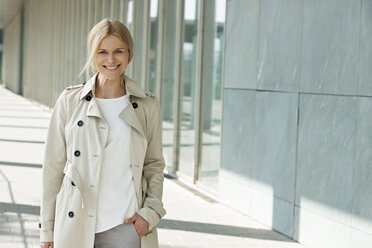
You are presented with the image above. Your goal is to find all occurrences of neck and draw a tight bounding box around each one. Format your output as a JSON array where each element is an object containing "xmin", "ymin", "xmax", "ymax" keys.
[{"xmin": 95, "ymin": 73, "xmax": 126, "ymax": 98}]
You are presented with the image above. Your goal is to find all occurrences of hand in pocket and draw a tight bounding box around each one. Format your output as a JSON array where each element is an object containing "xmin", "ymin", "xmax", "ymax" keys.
[{"xmin": 125, "ymin": 214, "xmax": 149, "ymax": 238}]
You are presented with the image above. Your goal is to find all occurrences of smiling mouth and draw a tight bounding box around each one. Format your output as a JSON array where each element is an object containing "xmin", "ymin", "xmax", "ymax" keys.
[{"xmin": 104, "ymin": 65, "xmax": 120, "ymax": 71}]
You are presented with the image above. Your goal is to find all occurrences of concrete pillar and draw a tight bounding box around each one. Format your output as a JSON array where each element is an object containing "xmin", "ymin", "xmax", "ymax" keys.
[
  {"xmin": 200, "ymin": 0, "xmax": 216, "ymax": 130},
  {"xmin": 161, "ymin": 0, "xmax": 177, "ymax": 121}
]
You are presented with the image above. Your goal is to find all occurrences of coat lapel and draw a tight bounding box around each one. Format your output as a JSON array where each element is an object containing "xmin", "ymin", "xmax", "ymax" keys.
[
  {"xmin": 122, "ymin": 75, "xmax": 147, "ymax": 138},
  {"xmin": 120, "ymin": 102, "xmax": 148, "ymax": 206},
  {"xmin": 80, "ymin": 73, "xmax": 105, "ymax": 119},
  {"xmin": 80, "ymin": 73, "xmax": 147, "ymax": 124},
  {"xmin": 119, "ymin": 104, "xmax": 145, "ymax": 137},
  {"xmin": 86, "ymin": 98, "xmax": 105, "ymax": 119}
]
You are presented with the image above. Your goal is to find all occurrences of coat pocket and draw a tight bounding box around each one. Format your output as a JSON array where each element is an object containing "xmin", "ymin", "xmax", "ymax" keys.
[
  {"xmin": 55, "ymin": 174, "xmax": 70, "ymax": 213},
  {"xmin": 63, "ymin": 161, "xmax": 85, "ymax": 208},
  {"xmin": 54, "ymin": 161, "xmax": 86, "ymax": 244}
]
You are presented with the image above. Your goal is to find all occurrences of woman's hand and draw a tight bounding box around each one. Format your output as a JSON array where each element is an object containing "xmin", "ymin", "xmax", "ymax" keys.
[
  {"xmin": 40, "ymin": 242, "xmax": 53, "ymax": 248},
  {"xmin": 125, "ymin": 214, "xmax": 149, "ymax": 238}
]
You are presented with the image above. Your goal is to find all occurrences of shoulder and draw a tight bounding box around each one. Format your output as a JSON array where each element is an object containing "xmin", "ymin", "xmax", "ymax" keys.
[
  {"xmin": 65, "ymin": 84, "xmax": 84, "ymax": 91},
  {"xmin": 56, "ymin": 83, "xmax": 84, "ymax": 108},
  {"xmin": 139, "ymin": 91, "xmax": 159, "ymax": 108},
  {"xmin": 144, "ymin": 91, "xmax": 156, "ymax": 101},
  {"xmin": 61, "ymin": 83, "xmax": 84, "ymax": 98},
  {"xmin": 145, "ymin": 91, "xmax": 155, "ymax": 97},
  {"xmin": 133, "ymin": 92, "xmax": 160, "ymax": 119}
]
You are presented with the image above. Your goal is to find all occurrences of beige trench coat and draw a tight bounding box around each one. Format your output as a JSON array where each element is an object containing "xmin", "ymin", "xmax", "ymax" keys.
[{"xmin": 39, "ymin": 73, "xmax": 166, "ymax": 248}]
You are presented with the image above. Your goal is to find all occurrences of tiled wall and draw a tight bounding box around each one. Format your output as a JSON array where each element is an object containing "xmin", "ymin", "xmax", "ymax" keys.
[{"xmin": 221, "ymin": 0, "xmax": 372, "ymax": 247}]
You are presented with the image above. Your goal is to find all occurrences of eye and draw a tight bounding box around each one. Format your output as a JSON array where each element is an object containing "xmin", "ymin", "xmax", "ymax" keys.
[
  {"xmin": 115, "ymin": 50, "xmax": 123, "ymax": 54},
  {"xmin": 98, "ymin": 51, "xmax": 107, "ymax": 54}
]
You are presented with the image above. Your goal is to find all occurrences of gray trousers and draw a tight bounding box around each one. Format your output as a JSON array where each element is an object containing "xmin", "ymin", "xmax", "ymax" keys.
[{"xmin": 94, "ymin": 223, "xmax": 140, "ymax": 248}]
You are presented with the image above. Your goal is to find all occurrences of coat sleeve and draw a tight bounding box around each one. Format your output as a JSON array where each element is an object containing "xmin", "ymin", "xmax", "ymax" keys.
[
  {"xmin": 39, "ymin": 89, "xmax": 68, "ymax": 242},
  {"xmin": 137, "ymin": 96, "xmax": 166, "ymax": 231}
]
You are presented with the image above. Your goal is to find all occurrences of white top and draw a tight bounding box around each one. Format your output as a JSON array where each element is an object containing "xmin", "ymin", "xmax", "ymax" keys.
[{"xmin": 95, "ymin": 95, "xmax": 138, "ymax": 233}]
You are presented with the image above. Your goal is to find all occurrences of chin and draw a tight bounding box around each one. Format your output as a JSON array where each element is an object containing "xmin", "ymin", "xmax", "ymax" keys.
[{"xmin": 99, "ymin": 71, "xmax": 125, "ymax": 81}]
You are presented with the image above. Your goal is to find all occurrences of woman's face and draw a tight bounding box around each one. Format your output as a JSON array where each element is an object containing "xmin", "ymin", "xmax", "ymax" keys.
[{"xmin": 94, "ymin": 34, "xmax": 129, "ymax": 81}]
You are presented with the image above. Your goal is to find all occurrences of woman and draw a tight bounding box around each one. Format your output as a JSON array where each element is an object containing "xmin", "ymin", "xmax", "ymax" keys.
[{"xmin": 39, "ymin": 19, "xmax": 166, "ymax": 248}]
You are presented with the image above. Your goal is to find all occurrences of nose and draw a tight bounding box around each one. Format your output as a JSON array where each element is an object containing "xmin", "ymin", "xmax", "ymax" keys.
[{"xmin": 107, "ymin": 53, "xmax": 114, "ymax": 63}]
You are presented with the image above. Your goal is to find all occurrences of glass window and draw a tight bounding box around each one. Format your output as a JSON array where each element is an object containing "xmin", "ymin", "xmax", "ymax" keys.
[
  {"xmin": 110, "ymin": 0, "xmax": 121, "ymax": 20},
  {"xmin": 198, "ymin": 0, "xmax": 226, "ymax": 190},
  {"xmin": 125, "ymin": 0, "xmax": 134, "ymax": 77},
  {"xmin": 94, "ymin": 0, "xmax": 103, "ymax": 21},
  {"xmin": 127, "ymin": 0, "xmax": 133, "ymax": 28},
  {"xmin": 87, "ymin": 0, "xmax": 95, "ymax": 31},
  {"xmin": 119, "ymin": 0, "xmax": 125, "ymax": 23},
  {"xmin": 161, "ymin": 0, "xmax": 178, "ymax": 172},
  {"xmin": 178, "ymin": 0, "xmax": 198, "ymax": 178},
  {"xmin": 148, "ymin": 0, "xmax": 158, "ymax": 94},
  {"xmin": 102, "ymin": 0, "xmax": 111, "ymax": 18}
]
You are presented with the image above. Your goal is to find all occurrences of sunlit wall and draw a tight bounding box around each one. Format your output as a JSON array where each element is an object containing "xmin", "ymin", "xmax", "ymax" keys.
[{"xmin": 221, "ymin": 1, "xmax": 372, "ymax": 248}]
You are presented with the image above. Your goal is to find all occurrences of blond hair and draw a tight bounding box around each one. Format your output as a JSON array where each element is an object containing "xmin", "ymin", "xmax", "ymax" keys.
[{"xmin": 80, "ymin": 18, "xmax": 134, "ymax": 79}]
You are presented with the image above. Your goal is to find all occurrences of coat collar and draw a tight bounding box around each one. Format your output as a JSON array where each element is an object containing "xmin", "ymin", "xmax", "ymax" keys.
[
  {"xmin": 79, "ymin": 73, "xmax": 147, "ymax": 100},
  {"xmin": 81, "ymin": 73, "xmax": 147, "ymax": 137}
]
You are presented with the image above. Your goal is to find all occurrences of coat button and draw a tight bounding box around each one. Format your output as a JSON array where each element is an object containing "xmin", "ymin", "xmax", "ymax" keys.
[
  {"xmin": 77, "ymin": 120, "xmax": 84, "ymax": 127},
  {"xmin": 38, "ymin": 223, "xmax": 41, "ymax": 229},
  {"xmin": 68, "ymin": 211, "xmax": 74, "ymax": 218},
  {"xmin": 71, "ymin": 181, "xmax": 75, "ymax": 186},
  {"xmin": 132, "ymin": 102, "xmax": 138, "ymax": 109},
  {"xmin": 74, "ymin": 150, "xmax": 80, "ymax": 157},
  {"xmin": 86, "ymin": 95, "xmax": 92, "ymax": 101}
]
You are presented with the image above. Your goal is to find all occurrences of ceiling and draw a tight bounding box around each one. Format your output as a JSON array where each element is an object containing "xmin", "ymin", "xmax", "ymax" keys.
[{"xmin": 0, "ymin": 0, "xmax": 24, "ymax": 29}]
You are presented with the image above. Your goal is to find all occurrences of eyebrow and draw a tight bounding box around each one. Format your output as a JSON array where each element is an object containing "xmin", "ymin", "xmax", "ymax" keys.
[{"xmin": 97, "ymin": 48, "xmax": 127, "ymax": 51}]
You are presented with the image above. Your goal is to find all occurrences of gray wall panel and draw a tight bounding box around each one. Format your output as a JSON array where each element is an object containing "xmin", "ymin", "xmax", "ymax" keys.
[
  {"xmin": 296, "ymin": 94, "xmax": 355, "ymax": 225},
  {"xmin": 300, "ymin": 0, "xmax": 360, "ymax": 95},
  {"xmin": 358, "ymin": 0, "xmax": 372, "ymax": 96},
  {"xmin": 270, "ymin": 197, "xmax": 293, "ymax": 237},
  {"xmin": 352, "ymin": 97, "xmax": 372, "ymax": 234},
  {"xmin": 257, "ymin": 0, "xmax": 302, "ymax": 91},
  {"xmin": 224, "ymin": 0, "xmax": 258, "ymax": 89},
  {"xmin": 252, "ymin": 91, "xmax": 297, "ymax": 201},
  {"xmin": 221, "ymin": 89, "xmax": 255, "ymax": 177},
  {"xmin": 220, "ymin": 0, "xmax": 372, "ymax": 247},
  {"xmin": 221, "ymin": 90, "xmax": 298, "ymax": 237}
]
